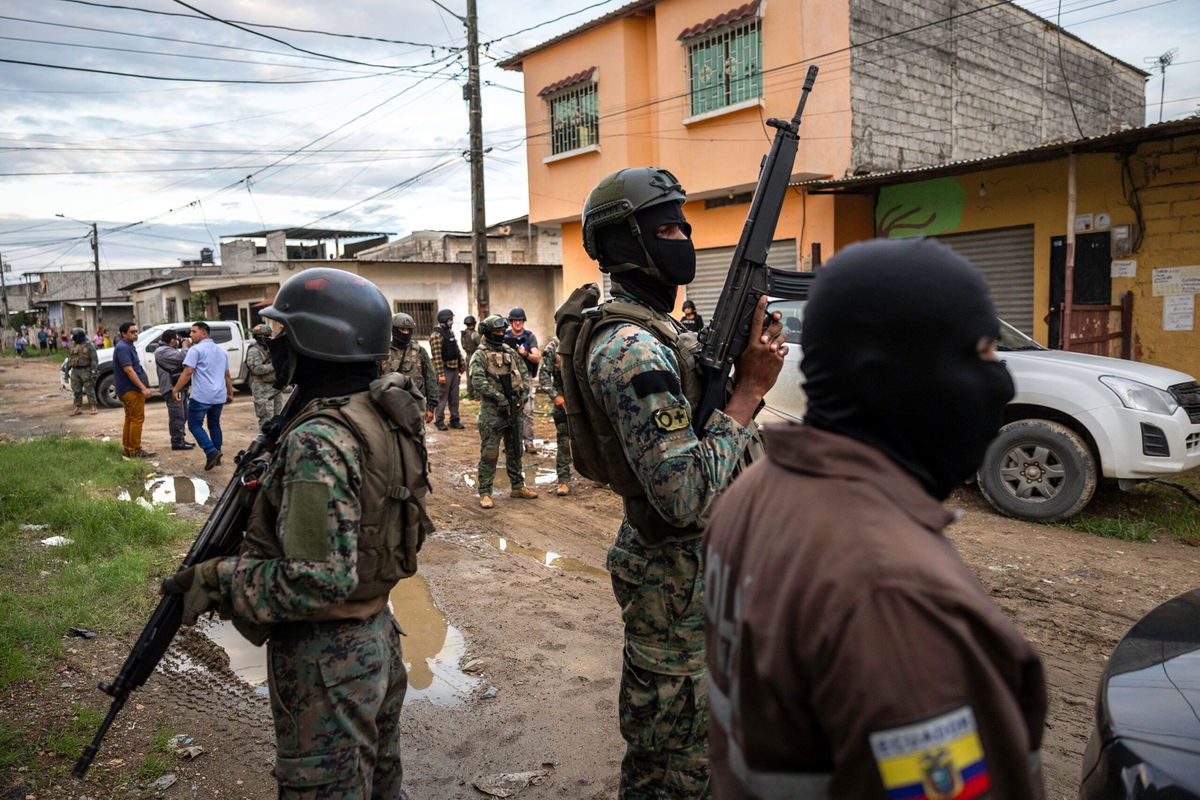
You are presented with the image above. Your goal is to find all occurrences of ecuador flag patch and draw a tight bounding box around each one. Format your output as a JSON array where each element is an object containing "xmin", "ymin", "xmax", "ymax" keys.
[{"xmin": 869, "ymin": 706, "xmax": 991, "ymax": 800}]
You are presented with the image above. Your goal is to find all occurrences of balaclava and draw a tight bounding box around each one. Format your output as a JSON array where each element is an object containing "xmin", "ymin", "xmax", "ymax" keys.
[
  {"xmin": 800, "ymin": 238, "xmax": 1015, "ymax": 500},
  {"xmin": 392, "ymin": 328, "xmax": 413, "ymax": 349},
  {"xmin": 484, "ymin": 328, "xmax": 506, "ymax": 347},
  {"xmin": 72, "ymin": 331, "xmax": 87, "ymax": 344},
  {"xmin": 599, "ymin": 201, "xmax": 695, "ymax": 312}
]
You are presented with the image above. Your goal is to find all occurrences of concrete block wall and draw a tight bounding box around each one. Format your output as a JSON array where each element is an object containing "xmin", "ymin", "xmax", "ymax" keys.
[{"xmin": 849, "ymin": 0, "xmax": 1145, "ymax": 173}]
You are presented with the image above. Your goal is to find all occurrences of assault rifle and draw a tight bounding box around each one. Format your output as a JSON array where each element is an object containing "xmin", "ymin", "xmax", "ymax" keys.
[
  {"xmin": 692, "ymin": 65, "xmax": 819, "ymax": 435},
  {"xmin": 496, "ymin": 372, "xmax": 523, "ymax": 458},
  {"xmin": 72, "ymin": 396, "xmax": 297, "ymax": 778}
]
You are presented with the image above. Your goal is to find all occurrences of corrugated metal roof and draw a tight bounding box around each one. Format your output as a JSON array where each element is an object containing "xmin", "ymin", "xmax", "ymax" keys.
[
  {"xmin": 537, "ymin": 67, "xmax": 597, "ymax": 97},
  {"xmin": 677, "ymin": 0, "xmax": 760, "ymax": 40},
  {"xmin": 797, "ymin": 117, "xmax": 1200, "ymax": 192},
  {"xmin": 497, "ymin": 0, "xmax": 658, "ymax": 70}
]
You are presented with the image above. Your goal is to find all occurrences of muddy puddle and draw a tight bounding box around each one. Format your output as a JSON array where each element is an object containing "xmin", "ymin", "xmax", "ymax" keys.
[
  {"xmin": 119, "ymin": 476, "xmax": 210, "ymax": 505},
  {"xmin": 488, "ymin": 536, "xmax": 608, "ymax": 579},
  {"xmin": 200, "ymin": 575, "xmax": 481, "ymax": 706},
  {"xmin": 460, "ymin": 465, "xmax": 558, "ymax": 489}
]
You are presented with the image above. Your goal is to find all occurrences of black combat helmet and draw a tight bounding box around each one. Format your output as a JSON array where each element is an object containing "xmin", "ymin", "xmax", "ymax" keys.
[
  {"xmin": 463, "ymin": 315, "xmax": 477, "ymax": 327},
  {"xmin": 259, "ymin": 267, "xmax": 390, "ymax": 362},
  {"xmin": 507, "ymin": 307, "xmax": 526, "ymax": 321},
  {"xmin": 436, "ymin": 308, "xmax": 454, "ymax": 325}
]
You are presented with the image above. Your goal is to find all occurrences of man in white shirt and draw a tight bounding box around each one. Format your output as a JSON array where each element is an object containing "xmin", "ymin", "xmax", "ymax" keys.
[{"xmin": 172, "ymin": 321, "xmax": 233, "ymax": 470}]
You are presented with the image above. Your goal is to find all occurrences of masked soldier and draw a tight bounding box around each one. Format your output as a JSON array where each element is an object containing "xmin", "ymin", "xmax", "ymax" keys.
[
  {"xmin": 162, "ymin": 267, "xmax": 433, "ymax": 798},
  {"xmin": 429, "ymin": 308, "xmax": 465, "ymax": 431},
  {"xmin": 557, "ymin": 167, "xmax": 786, "ymax": 798},
  {"xmin": 468, "ymin": 315, "xmax": 538, "ymax": 509},
  {"xmin": 246, "ymin": 323, "xmax": 284, "ymax": 430},
  {"xmin": 384, "ymin": 312, "xmax": 436, "ymax": 424},
  {"xmin": 538, "ymin": 336, "xmax": 572, "ymax": 496},
  {"xmin": 65, "ymin": 327, "xmax": 99, "ymax": 416},
  {"xmin": 461, "ymin": 315, "xmax": 482, "ymax": 400}
]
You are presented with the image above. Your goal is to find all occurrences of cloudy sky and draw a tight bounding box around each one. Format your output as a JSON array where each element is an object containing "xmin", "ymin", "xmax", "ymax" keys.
[{"xmin": 0, "ymin": 0, "xmax": 1197, "ymax": 280}]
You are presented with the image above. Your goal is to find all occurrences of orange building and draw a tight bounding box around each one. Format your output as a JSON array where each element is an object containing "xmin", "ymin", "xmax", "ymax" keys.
[{"xmin": 499, "ymin": 0, "xmax": 1145, "ymax": 314}]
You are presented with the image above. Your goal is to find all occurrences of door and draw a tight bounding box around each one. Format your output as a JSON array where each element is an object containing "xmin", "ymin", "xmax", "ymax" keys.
[
  {"xmin": 217, "ymin": 303, "xmax": 238, "ymax": 321},
  {"xmin": 1048, "ymin": 232, "xmax": 1111, "ymax": 349},
  {"xmin": 936, "ymin": 226, "xmax": 1035, "ymax": 335},
  {"xmin": 688, "ymin": 239, "xmax": 799, "ymax": 320}
]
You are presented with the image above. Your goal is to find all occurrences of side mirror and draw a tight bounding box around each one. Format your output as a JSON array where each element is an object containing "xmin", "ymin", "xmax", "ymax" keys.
[{"xmin": 146, "ymin": 342, "xmax": 159, "ymax": 353}]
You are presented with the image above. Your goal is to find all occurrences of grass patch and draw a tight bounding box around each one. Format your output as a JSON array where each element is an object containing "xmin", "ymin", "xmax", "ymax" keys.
[
  {"xmin": 135, "ymin": 719, "xmax": 175, "ymax": 781},
  {"xmin": 1060, "ymin": 468, "xmax": 1200, "ymax": 543},
  {"xmin": 0, "ymin": 436, "xmax": 194, "ymax": 687}
]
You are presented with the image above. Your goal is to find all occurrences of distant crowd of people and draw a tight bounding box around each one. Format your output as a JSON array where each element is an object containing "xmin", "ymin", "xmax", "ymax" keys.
[{"xmin": 8, "ymin": 323, "xmax": 112, "ymax": 357}]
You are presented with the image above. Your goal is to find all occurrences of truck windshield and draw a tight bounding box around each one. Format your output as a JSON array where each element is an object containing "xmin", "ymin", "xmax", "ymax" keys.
[{"xmin": 997, "ymin": 319, "xmax": 1046, "ymax": 351}]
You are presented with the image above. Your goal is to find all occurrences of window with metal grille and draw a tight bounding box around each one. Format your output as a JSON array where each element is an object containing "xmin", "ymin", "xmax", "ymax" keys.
[
  {"xmin": 685, "ymin": 18, "xmax": 762, "ymax": 116},
  {"xmin": 548, "ymin": 82, "xmax": 598, "ymax": 155},
  {"xmin": 394, "ymin": 300, "xmax": 436, "ymax": 338}
]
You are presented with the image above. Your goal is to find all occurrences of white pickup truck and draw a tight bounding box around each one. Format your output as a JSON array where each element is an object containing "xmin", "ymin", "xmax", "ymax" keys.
[
  {"xmin": 68, "ymin": 321, "xmax": 252, "ymax": 408},
  {"xmin": 763, "ymin": 300, "xmax": 1200, "ymax": 522}
]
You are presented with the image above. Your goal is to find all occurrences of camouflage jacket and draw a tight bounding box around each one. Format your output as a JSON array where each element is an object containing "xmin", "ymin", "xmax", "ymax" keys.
[
  {"xmin": 468, "ymin": 341, "xmax": 529, "ymax": 407},
  {"xmin": 383, "ymin": 343, "xmax": 437, "ymax": 412},
  {"xmin": 245, "ymin": 342, "xmax": 275, "ymax": 384},
  {"xmin": 429, "ymin": 326, "xmax": 464, "ymax": 374},
  {"xmin": 586, "ymin": 289, "xmax": 751, "ymax": 528},
  {"xmin": 461, "ymin": 328, "xmax": 481, "ymax": 357},
  {"xmin": 217, "ymin": 416, "xmax": 363, "ymax": 623},
  {"xmin": 539, "ymin": 337, "xmax": 564, "ymax": 397}
]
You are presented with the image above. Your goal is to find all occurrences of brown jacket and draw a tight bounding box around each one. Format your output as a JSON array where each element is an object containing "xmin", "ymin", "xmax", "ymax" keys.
[{"xmin": 703, "ymin": 423, "xmax": 1046, "ymax": 799}]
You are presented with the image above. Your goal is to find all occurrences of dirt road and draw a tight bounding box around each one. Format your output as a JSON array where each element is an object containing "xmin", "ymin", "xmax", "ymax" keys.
[{"xmin": 2, "ymin": 355, "xmax": 1198, "ymax": 799}]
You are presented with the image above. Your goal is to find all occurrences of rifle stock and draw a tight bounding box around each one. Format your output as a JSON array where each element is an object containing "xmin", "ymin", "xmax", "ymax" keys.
[
  {"xmin": 72, "ymin": 395, "xmax": 298, "ymax": 778},
  {"xmin": 692, "ymin": 65, "xmax": 818, "ymax": 434}
]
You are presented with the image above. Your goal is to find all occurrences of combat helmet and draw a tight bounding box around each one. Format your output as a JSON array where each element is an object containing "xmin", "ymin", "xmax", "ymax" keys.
[
  {"xmin": 259, "ymin": 267, "xmax": 390, "ymax": 362},
  {"xmin": 70, "ymin": 327, "xmax": 86, "ymax": 336},
  {"xmin": 463, "ymin": 315, "xmax": 477, "ymax": 327},
  {"xmin": 392, "ymin": 312, "xmax": 416, "ymax": 330},
  {"xmin": 507, "ymin": 307, "xmax": 526, "ymax": 321},
  {"xmin": 436, "ymin": 308, "xmax": 454, "ymax": 325},
  {"xmin": 582, "ymin": 167, "xmax": 686, "ymax": 266},
  {"xmin": 251, "ymin": 323, "xmax": 272, "ymax": 341},
  {"xmin": 479, "ymin": 314, "xmax": 508, "ymax": 344}
]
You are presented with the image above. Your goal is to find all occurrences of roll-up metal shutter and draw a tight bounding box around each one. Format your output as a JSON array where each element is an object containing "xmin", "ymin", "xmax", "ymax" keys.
[
  {"xmin": 935, "ymin": 226, "xmax": 1034, "ymax": 335},
  {"xmin": 686, "ymin": 239, "xmax": 798, "ymax": 319}
]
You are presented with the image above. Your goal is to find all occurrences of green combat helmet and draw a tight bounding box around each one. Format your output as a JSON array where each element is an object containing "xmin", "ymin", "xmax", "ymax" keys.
[
  {"xmin": 479, "ymin": 314, "xmax": 508, "ymax": 344},
  {"xmin": 392, "ymin": 312, "xmax": 416, "ymax": 330},
  {"xmin": 260, "ymin": 267, "xmax": 390, "ymax": 362},
  {"xmin": 581, "ymin": 166, "xmax": 686, "ymax": 273},
  {"xmin": 251, "ymin": 323, "xmax": 272, "ymax": 341},
  {"xmin": 71, "ymin": 327, "xmax": 86, "ymax": 336}
]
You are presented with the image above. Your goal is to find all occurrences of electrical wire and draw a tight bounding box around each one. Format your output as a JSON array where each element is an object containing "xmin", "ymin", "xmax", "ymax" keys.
[{"xmin": 0, "ymin": 57, "xmax": 408, "ymax": 85}]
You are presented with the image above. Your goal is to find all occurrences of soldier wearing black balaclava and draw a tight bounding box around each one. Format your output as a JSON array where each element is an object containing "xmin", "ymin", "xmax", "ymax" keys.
[{"xmin": 703, "ymin": 238, "xmax": 1047, "ymax": 800}]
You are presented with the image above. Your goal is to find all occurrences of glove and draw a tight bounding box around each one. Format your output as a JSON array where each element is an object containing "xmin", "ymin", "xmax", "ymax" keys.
[
  {"xmin": 161, "ymin": 558, "xmax": 223, "ymax": 626},
  {"xmin": 496, "ymin": 400, "xmax": 511, "ymax": 416}
]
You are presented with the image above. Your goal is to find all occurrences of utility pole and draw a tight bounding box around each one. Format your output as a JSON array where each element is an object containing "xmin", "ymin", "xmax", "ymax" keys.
[
  {"xmin": 465, "ymin": 0, "xmax": 489, "ymax": 319},
  {"xmin": 0, "ymin": 252, "xmax": 11, "ymax": 331},
  {"xmin": 90, "ymin": 223, "xmax": 103, "ymax": 333}
]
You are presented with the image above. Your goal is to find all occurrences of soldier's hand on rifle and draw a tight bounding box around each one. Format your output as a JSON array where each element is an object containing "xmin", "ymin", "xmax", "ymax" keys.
[
  {"xmin": 554, "ymin": 395, "xmax": 565, "ymax": 408},
  {"xmin": 160, "ymin": 558, "xmax": 223, "ymax": 626},
  {"xmin": 424, "ymin": 410, "xmax": 434, "ymax": 424},
  {"xmin": 726, "ymin": 296, "xmax": 788, "ymax": 426},
  {"xmin": 497, "ymin": 399, "xmax": 511, "ymax": 416}
]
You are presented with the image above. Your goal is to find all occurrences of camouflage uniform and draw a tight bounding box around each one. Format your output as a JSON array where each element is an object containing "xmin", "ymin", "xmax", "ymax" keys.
[
  {"xmin": 538, "ymin": 338, "xmax": 572, "ymax": 486},
  {"xmin": 588, "ymin": 289, "xmax": 752, "ymax": 798},
  {"xmin": 468, "ymin": 340, "xmax": 529, "ymax": 496},
  {"xmin": 384, "ymin": 343, "xmax": 437, "ymax": 414},
  {"xmin": 462, "ymin": 326, "xmax": 482, "ymax": 400},
  {"xmin": 66, "ymin": 340, "xmax": 98, "ymax": 408},
  {"xmin": 216, "ymin": 416, "xmax": 408, "ymax": 797},
  {"xmin": 246, "ymin": 341, "xmax": 284, "ymax": 429}
]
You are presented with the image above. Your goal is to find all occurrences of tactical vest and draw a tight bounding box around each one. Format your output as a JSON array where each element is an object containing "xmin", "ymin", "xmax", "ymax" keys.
[
  {"xmin": 241, "ymin": 373, "xmax": 434, "ymax": 604},
  {"xmin": 67, "ymin": 342, "xmax": 92, "ymax": 368},
  {"xmin": 247, "ymin": 342, "xmax": 275, "ymax": 383},
  {"xmin": 385, "ymin": 344, "xmax": 421, "ymax": 381},
  {"xmin": 556, "ymin": 283, "xmax": 711, "ymax": 543},
  {"xmin": 481, "ymin": 346, "xmax": 526, "ymax": 398}
]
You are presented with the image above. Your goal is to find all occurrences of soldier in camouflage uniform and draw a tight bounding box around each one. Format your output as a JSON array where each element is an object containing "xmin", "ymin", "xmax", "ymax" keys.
[
  {"xmin": 538, "ymin": 336, "xmax": 572, "ymax": 496},
  {"xmin": 571, "ymin": 167, "xmax": 787, "ymax": 798},
  {"xmin": 384, "ymin": 312, "xmax": 437, "ymax": 425},
  {"xmin": 246, "ymin": 324, "xmax": 284, "ymax": 430},
  {"xmin": 163, "ymin": 267, "xmax": 432, "ymax": 798},
  {"xmin": 468, "ymin": 315, "xmax": 538, "ymax": 509},
  {"xmin": 65, "ymin": 327, "xmax": 98, "ymax": 415},
  {"xmin": 461, "ymin": 315, "xmax": 481, "ymax": 400}
]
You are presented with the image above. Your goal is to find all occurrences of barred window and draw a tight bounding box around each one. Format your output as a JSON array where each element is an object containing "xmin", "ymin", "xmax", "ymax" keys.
[
  {"xmin": 549, "ymin": 82, "xmax": 599, "ymax": 155},
  {"xmin": 686, "ymin": 18, "xmax": 762, "ymax": 116},
  {"xmin": 393, "ymin": 300, "xmax": 436, "ymax": 338}
]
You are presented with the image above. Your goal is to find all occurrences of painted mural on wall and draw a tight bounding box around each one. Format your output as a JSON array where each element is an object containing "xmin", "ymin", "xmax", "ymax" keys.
[{"xmin": 876, "ymin": 177, "xmax": 965, "ymax": 238}]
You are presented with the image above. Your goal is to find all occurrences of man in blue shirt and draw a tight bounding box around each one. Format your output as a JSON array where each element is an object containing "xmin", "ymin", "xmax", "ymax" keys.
[
  {"xmin": 113, "ymin": 321, "xmax": 156, "ymax": 459},
  {"xmin": 172, "ymin": 322, "xmax": 233, "ymax": 470}
]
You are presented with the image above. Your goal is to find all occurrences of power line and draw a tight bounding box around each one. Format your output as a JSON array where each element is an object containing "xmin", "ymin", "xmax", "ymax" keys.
[
  {"xmin": 0, "ymin": 57, "xmax": 407, "ymax": 85},
  {"xmin": 482, "ymin": 0, "xmax": 626, "ymax": 47},
  {"xmin": 0, "ymin": 155, "xmax": 456, "ymax": 176}
]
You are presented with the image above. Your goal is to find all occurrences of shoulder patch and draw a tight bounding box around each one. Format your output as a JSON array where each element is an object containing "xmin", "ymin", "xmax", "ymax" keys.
[
  {"xmin": 652, "ymin": 405, "xmax": 690, "ymax": 432},
  {"xmin": 869, "ymin": 706, "xmax": 990, "ymax": 800},
  {"xmin": 631, "ymin": 370, "xmax": 682, "ymax": 398}
]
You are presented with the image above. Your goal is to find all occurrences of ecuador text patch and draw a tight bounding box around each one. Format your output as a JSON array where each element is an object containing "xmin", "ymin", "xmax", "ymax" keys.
[{"xmin": 869, "ymin": 706, "xmax": 990, "ymax": 800}]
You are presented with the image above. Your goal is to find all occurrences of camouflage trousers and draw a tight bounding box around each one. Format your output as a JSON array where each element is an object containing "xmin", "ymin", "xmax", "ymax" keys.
[
  {"xmin": 476, "ymin": 401, "xmax": 525, "ymax": 495},
  {"xmin": 552, "ymin": 410, "xmax": 572, "ymax": 484},
  {"xmin": 69, "ymin": 367, "xmax": 97, "ymax": 407},
  {"xmin": 251, "ymin": 381, "xmax": 284, "ymax": 430},
  {"xmin": 607, "ymin": 520, "xmax": 709, "ymax": 799},
  {"xmin": 267, "ymin": 610, "xmax": 408, "ymax": 799}
]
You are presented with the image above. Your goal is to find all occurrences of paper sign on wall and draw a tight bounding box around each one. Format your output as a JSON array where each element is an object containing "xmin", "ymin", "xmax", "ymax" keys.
[
  {"xmin": 1074, "ymin": 213, "xmax": 1094, "ymax": 232},
  {"xmin": 1164, "ymin": 295, "xmax": 1195, "ymax": 332},
  {"xmin": 1111, "ymin": 259, "xmax": 1136, "ymax": 278},
  {"xmin": 1152, "ymin": 266, "xmax": 1200, "ymax": 297}
]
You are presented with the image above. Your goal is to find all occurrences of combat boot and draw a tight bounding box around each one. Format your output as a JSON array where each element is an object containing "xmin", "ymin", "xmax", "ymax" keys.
[
  {"xmin": 556, "ymin": 483, "xmax": 570, "ymax": 497},
  {"xmin": 479, "ymin": 494, "xmax": 494, "ymax": 509},
  {"xmin": 511, "ymin": 487, "xmax": 538, "ymax": 500}
]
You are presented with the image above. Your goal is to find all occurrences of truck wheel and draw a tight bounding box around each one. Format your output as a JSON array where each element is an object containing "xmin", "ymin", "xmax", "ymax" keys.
[
  {"xmin": 96, "ymin": 373, "xmax": 121, "ymax": 408},
  {"xmin": 977, "ymin": 420, "xmax": 1097, "ymax": 522}
]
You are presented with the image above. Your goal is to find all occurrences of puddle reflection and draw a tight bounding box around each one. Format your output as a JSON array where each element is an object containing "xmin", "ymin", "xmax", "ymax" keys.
[
  {"xmin": 201, "ymin": 575, "xmax": 480, "ymax": 706},
  {"xmin": 489, "ymin": 536, "xmax": 608, "ymax": 579},
  {"xmin": 119, "ymin": 476, "xmax": 210, "ymax": 505}
]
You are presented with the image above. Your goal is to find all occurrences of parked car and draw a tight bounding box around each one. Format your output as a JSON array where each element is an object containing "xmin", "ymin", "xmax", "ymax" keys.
[
  {"xmin": 762, "ymin": 300, "xmax": 1200, "ymax": 522},
  {"xmin": 63, "ymin": 321, "xmax": 252, "ymax": 408},
  {"xmin": 1079, "ymin": 588, "xmax": 1200, "ymax": 799}
]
